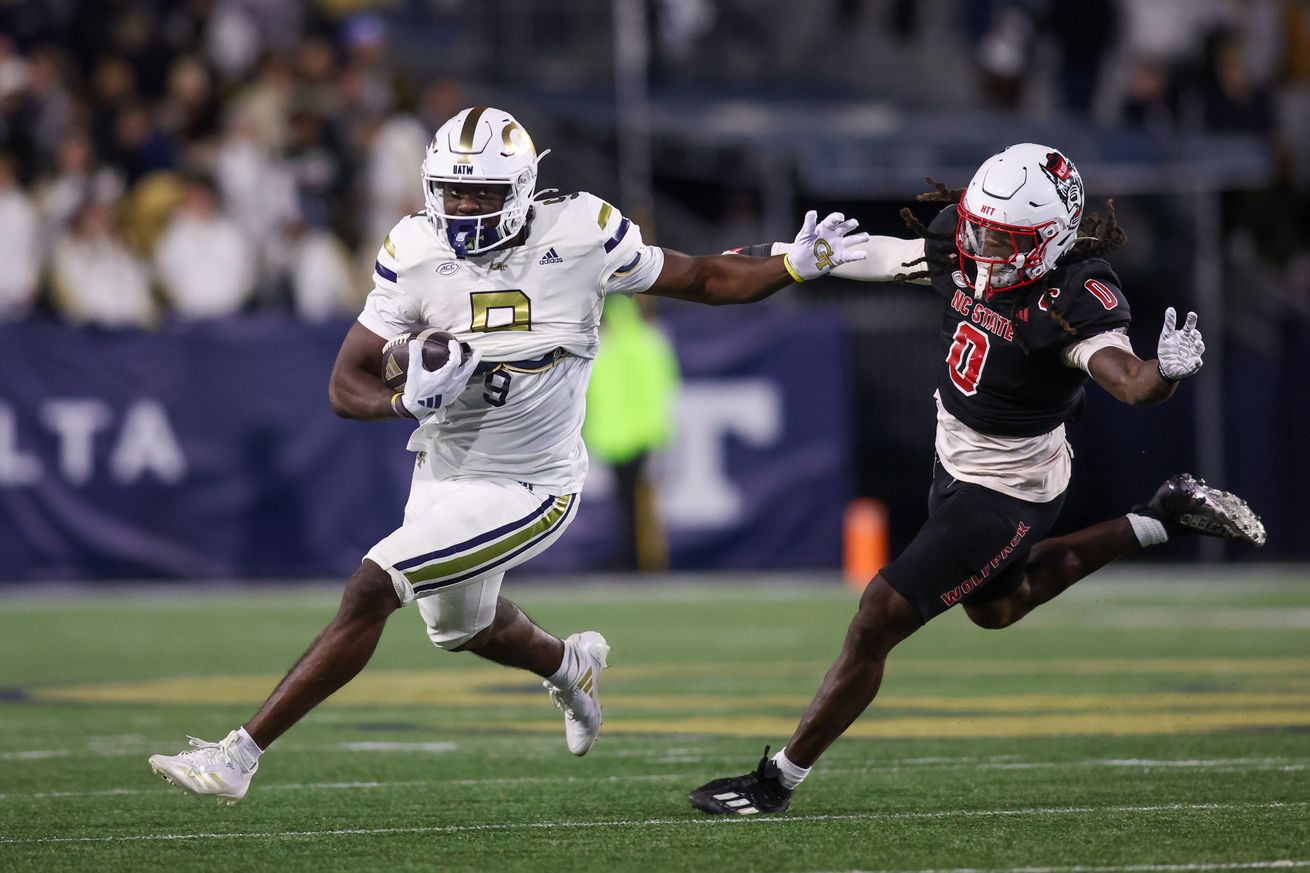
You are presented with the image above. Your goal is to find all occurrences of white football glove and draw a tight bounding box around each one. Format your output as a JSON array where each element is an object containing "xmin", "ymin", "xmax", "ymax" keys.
[
  {"xmin": 1156, "ymin": 307, "xmax": 1205, "ymax": 382},
  {"xmin": 401, "ymin": 339, "xmax": 482, "ymax": 420},
  {"xmin": 783, "ymin": 210, "xmax": 870, "ymax": 282}
]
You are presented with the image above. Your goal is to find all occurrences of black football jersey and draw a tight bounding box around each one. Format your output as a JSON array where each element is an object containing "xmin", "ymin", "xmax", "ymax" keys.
[{"xmin": 923, "ymin": 205, "xmax": 1132, "ymax": 438}]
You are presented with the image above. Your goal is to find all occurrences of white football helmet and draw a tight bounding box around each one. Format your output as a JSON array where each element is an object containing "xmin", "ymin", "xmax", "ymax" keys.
[
  {"xmin": 421, "ymin": 106, "xmax": 549, "ymax": 257},
  {"xmin": 956, "ymin": 142, "xmax": 1084, "ymax": 297}
]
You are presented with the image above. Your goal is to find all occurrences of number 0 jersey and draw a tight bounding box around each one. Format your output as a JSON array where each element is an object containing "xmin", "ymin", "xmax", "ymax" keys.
[
  {"xmin": 357, "ymin": 192, "xmax": 664, "ymax": 492},
  {"xmin": 923, "ymin": 205, "xmax": 1133, "ymax": 500}
]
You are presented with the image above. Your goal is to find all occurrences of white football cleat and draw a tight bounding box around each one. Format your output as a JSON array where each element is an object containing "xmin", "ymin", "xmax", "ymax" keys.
[
  {"xmin": 543, "ymin": 631, "xmax": 610, "ymax": 756},
  {"xmin": 148, "ymin": 731, "xmax": 258, "ymax": 805}
]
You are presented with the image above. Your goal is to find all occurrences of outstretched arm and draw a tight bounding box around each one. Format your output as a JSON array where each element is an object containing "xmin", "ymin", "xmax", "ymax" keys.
[
  {"xmin": 1087, "ymin": 308, "xmax": 1204, "ymax": 407},
  {"xmin": 645, "ymin": 211, "xmax": 869, "ymax": 305},
  {"xmin": 830, "ymin": 236, "xmax": 930, "ymax": 284},
  {"xmin": 646, "ymin": 250, "xmax": 793, "ymax": 305},
  {"xmin": 722, "ymin": 236, "xmax": 931, "ymax": 285}
]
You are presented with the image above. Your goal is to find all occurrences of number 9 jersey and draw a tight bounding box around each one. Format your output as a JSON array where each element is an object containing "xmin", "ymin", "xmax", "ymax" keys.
[{"xmin": 357, "ymin": 192, "xmax": 665, "ymax": 492}]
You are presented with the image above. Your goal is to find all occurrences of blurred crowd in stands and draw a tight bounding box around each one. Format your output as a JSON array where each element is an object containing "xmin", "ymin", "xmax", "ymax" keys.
[
  {"xmin": 0, "ymin": 0, "xmax": 1306, "ymax": 328},
  {"xmin": 0, "ymin": 1, "xmax": 469, "ymax": 326}
]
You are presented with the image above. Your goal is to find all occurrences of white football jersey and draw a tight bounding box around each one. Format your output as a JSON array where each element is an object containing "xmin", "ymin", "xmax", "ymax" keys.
[{"xmin": 357, "ymin": 191, "xmax": 664, "ymax": 492}]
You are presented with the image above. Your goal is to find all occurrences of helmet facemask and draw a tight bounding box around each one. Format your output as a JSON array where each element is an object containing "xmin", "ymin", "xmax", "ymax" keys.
[
  {"xmin": 419, "ymin": 107, "xmax": 548, "ymax": 258},
  {"xmin": 955, "ymin": 205, "xmax": 1055, "ymax": 298},
  {"xmin": 423, "ymin": 164, "xmax": 541, "ymax": 258}
]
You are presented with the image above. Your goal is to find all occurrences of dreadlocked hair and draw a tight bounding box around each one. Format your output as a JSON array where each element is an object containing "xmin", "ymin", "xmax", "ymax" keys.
[
  {"xmin": 893, "ymin": 178, "xmax": 965, "ymax": 282},
  {"xmin": 1037, "ymin": 289, "xmax": 1077, "ymax": 336},
  {"xmin": 1034, "ymin": 198, "xmax": 1126, "ymax": 337},
  {"xmin": 916, "ymin": 177, "xmax": 966, "ymax": 204},
  {"xmin": 1067, "ymin": 198, "xmax": 1127, "ymax": 262}
]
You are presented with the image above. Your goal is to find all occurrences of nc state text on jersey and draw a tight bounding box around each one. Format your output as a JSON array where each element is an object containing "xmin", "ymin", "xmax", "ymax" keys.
[{"xmin": 949, "ymin": 290, "xmax": 1015, "ymax": 342}]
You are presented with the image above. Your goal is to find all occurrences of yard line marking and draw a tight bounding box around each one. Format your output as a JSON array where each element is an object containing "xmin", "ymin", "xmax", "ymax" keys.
[
  {"xmin": 338, "ymin": 742, "xmax": 457, "ymax": 753},
  {"xmin": 1, "ymin": 756, "xmax": 1307, "ymax": 802},
  {"xmin": 810, "ymin": 861, "xmax": 1310, "ymax": 873},
  {"xmin": 0, "ymin": 776, "xmax": 429, "ymax": 796},
  {"xmin": 0, "ymin": 774, "xmax": 685, "ymax": 801},
  {"xmin": 1, "ymin": 800, "xmax": 1305, "ymax": 845}
]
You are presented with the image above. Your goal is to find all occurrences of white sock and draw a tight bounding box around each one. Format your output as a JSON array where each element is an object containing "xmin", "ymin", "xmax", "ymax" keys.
[
  {"xmin": 772, "ymin": 747, "xmax": 811, "ymax": 790},
  {"xmin": 546, "ymin": 639, "xmax": 581, "ymax": 687},
  {"xmin": 229, "ymin": 727, "xmax": 264, "ymax": 772},
  {"xmin": 1127, "ymin": 513, "xmax": 1169, "ymax": 547}
]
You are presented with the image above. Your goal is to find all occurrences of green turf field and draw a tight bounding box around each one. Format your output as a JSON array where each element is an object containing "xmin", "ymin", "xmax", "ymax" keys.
[{"xmin": 1, "ymin": 567, "xmax": 1307, "ymax": 873}]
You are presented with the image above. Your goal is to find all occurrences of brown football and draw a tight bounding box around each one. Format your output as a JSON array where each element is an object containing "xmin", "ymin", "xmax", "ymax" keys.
[{"xmin": 381, "ymin": 327, "xmax": 467, "ymax": 390}]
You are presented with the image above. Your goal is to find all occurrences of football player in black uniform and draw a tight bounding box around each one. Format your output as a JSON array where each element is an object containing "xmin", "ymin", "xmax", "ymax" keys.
[{"xmin": 689, "ymin": 143, "xmax": 1266, "ymax": 816}]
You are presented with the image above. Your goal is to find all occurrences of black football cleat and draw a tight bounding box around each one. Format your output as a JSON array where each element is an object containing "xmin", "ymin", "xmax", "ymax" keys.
[
  {"xmin": 1135, "ymin": 473, "xmax": 1267, "ymax": 546},
  {"xmin": 689, "ymin": 747, "xmax": 794, "ymax": 815}
]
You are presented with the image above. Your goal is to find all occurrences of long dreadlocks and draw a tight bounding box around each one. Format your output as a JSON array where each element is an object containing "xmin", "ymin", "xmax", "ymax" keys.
[{"xmin": 893, "ymin": 177, "xmax": 1128, "ymax": 337}]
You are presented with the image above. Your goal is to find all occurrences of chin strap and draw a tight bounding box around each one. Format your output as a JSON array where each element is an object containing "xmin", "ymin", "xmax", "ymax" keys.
[{"xmin": 973, "ymin": 263, "xmax": 990, "ymax": 299}]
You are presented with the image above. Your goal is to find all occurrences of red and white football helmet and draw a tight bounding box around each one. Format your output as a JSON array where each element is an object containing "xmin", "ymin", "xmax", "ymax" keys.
[{"xmin": 956, "ymin": 143, "xmax": 1084, "ymax": 297}]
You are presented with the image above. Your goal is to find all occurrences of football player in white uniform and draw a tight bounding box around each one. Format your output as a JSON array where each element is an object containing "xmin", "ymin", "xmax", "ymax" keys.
[{"xmin": 147, "ymin": 105, "xmax": 871, "ymax": 803}]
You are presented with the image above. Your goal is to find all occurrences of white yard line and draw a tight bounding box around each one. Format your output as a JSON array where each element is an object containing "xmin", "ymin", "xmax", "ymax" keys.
[
  {"xmin": 1, "ymin": 756, "xmax": 1306, "ymax": 801},
  {"xmin": 810, "ymin": 862, "xmax": 1310, "ymax": 873},
  {"xmin": 1, "ymin": 801, "xmax": 1305, "ymax": 846}
]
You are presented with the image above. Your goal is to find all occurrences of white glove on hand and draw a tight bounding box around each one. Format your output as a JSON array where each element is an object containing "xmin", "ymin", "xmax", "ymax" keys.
[
  {"xmin": 783, "ymin": 210, "xmax": 870, "ymax": 282},
  {"xmin": 401, "ymin": 340, "xmax": 482, "ymax": 420},
  {"xmin": 1156, "ymin": 307, "xmax": 1205, "ymax": 382}
]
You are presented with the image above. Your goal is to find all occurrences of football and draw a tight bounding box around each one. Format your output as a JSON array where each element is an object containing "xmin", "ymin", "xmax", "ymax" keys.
[{"xmin": 381, "ymin": 327, "xmax": 469, "ymax": 390}]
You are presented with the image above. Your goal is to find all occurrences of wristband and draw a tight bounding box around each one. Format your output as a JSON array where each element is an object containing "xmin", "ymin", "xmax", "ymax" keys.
[
  {"xmin": 782, "ymin": 253, "xmax": 806, "ymax": 284},
  {"xmin": 391, "ymin": 391, "xmax": 415, "ymax": 418}
]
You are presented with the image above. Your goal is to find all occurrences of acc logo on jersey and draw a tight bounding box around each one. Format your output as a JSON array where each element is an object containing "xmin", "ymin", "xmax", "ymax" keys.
[{"xmin": 437, "ymin": 262, "xmax": 460, "ymax": 276}]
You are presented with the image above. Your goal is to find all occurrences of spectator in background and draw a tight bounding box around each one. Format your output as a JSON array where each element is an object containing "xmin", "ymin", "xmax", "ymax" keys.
[
  {"xmin": 359, "ymin": 110, "xmax": 427, "ymax": 251},
  {"xmin": 215, "ymin": 111, "xmax": 298, "ymax": 288},
  {"xmin": 21, "ymin": 46, "xmax": 75, "ymax": 165},
  {"xmin": 50, "ymin": 194, "xmax": 155, "ymax": 328},
  {"xmin": 279, "ymin": 213, "xmax": 358, "ymax": 323},
  {"xmin": 1277, "ymin": 0, "xmax": 1310, "ymax": 190},
  {"xmin": 33, "ymin": 133, "xmax": 124, "ymax": 251},
  {"xmin": 230, "ymin": 53, "xmax": 295, "ymax": 153},
  {"xmin": 154, "ymin": 173, "xmax": 255, "ymax": 318},
  {"xmin": 0, "ymin": 153, "xmax": 38, "ymax": 320},
  {"xmin": 108, "ymin": 102, "xmax": 177, "ymax": 185},
  {"xmin": 284, "ymin": 106, "xmax": 350, "ymax": 244},
  {"xmin": 583, "ymin": 295, "xmax": 681, "ymax": 571},
  {"xmin": 1121, "ymin": 57, "xmax": 1180, "ymax": 131},
  {"xmin": 0, "ymin": 37, "xmax": 36, "ymax": 178},
  {"xmin": 294, "ymin": 35, "xmax": 340, "ymax": 119},
  {"xmin": 1047, "ymin": 0, "xmax": 1118, "ymax": 116},
  {"xmin": 88, "ymin": 56, "xmax": 137, "ymax": 166},
  {"xmin": 161, "ymin": 55, "xmax": 221, "ymax": 145},
  {"xmin": 1201, "ymin": 28, "xmax": 1275, "ymax": 132},
  {"xmin": 966, "ymin": 1, "xmax": 1037, "ymax": 111}
]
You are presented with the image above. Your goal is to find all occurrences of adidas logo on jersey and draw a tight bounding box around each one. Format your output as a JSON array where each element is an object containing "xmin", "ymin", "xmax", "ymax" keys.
[{"xmin": 539, "ymin": 247, "xmax": 564, "ymax": 265}]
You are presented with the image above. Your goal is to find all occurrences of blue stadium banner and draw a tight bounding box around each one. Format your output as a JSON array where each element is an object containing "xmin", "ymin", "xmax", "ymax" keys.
[{"xmin": 0, "ymin": 311, "xmax": 850, "ymax": 581}]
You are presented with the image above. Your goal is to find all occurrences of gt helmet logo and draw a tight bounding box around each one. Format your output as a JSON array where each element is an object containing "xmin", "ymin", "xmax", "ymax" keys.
[{"xmin": 420, "ymin": 106, "xmax": 550, "ymax": 258}]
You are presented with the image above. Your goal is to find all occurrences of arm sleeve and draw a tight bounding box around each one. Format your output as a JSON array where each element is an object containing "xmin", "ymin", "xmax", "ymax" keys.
[
  {"xmin": 356, "ymin": 233, "xmax": 419, "ymax": 338},
  {"xmin": 725, "ymin": 237, "xmax": 930, "ymax": 285},
  {"xmin": 600, "ymin": 206, "xmax": 665, "ymax": 295},
  {"xmin": 1061, "ymin": 327, "xmax": 1133, "ymax": 373},
  {"xmin": 830, "ymin": 236, "xmax": 929, "ymax": 284}
]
